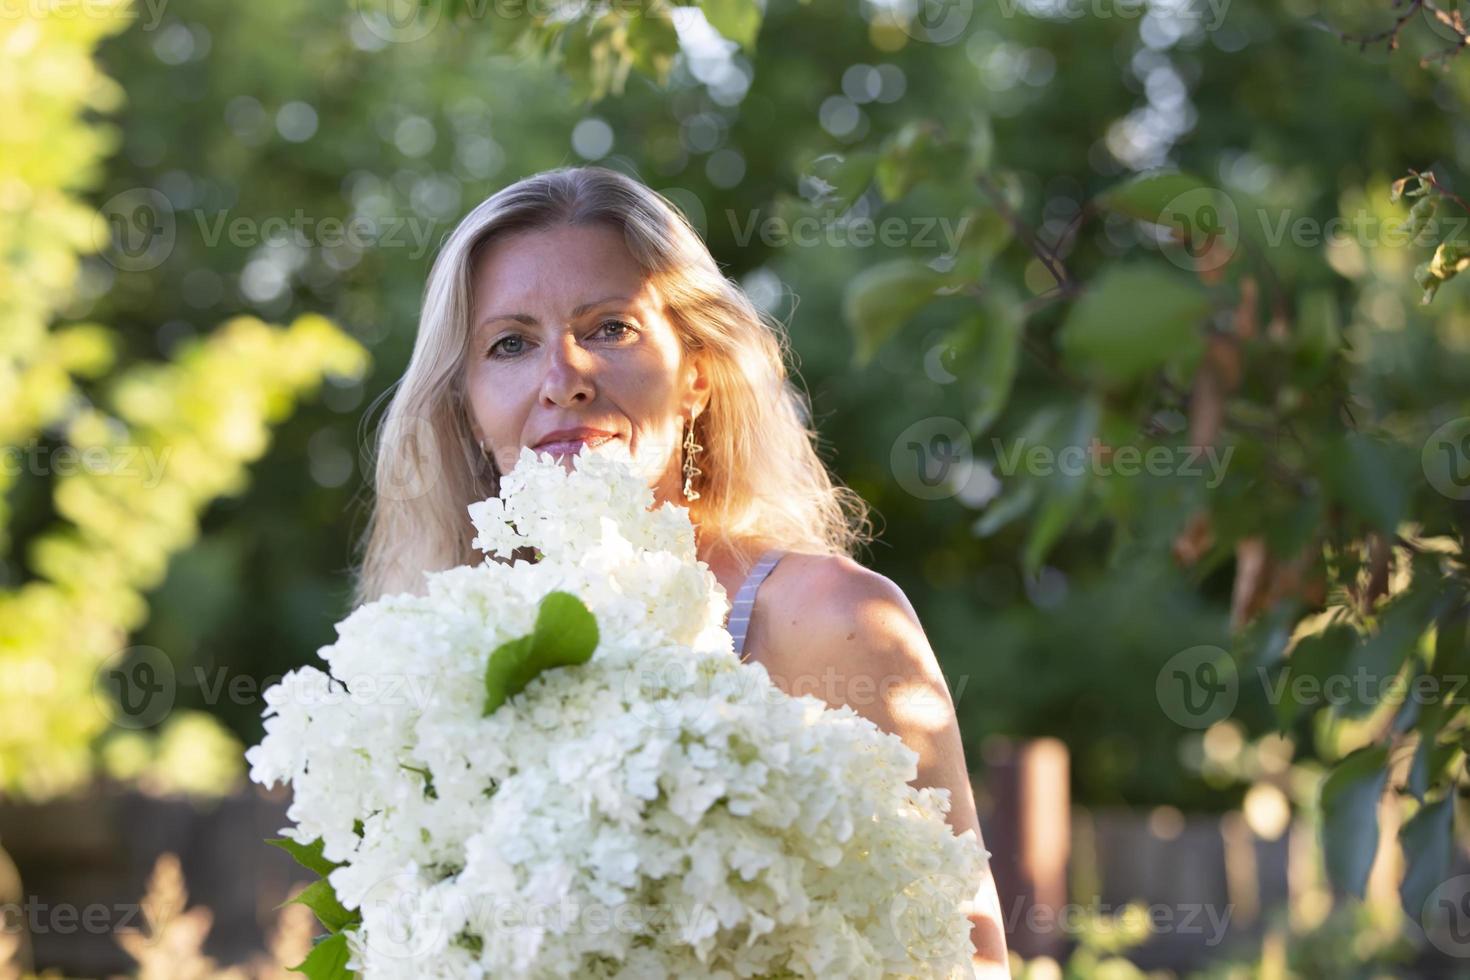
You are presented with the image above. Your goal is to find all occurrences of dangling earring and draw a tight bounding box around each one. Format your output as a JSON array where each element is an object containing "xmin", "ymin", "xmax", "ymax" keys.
[{"xmin": 682, "ymin": 413, "xmax": 703, "ymax": 501}]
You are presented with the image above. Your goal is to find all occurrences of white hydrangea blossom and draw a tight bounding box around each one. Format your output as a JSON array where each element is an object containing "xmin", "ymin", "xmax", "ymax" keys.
[{"xmin": 247, "ymin": 440, "xmax": 990, "ymax": 978}]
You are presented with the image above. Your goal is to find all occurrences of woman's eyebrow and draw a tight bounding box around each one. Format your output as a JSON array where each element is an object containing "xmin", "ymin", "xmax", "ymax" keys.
[{"xmin": 476, "ymin": 294, "xmax": 634, "ymax": 330}]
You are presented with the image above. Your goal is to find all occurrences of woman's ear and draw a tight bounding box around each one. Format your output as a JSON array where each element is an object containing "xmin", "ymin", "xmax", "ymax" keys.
[{"xmin": 684, "ymin": 349, "xmax": 712, "ymax": 418}]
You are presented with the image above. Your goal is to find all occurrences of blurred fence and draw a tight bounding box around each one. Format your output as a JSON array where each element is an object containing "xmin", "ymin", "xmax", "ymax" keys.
[{"xmin": 3, "ymin": 742, "xmax": 1467, "ymax": 976}]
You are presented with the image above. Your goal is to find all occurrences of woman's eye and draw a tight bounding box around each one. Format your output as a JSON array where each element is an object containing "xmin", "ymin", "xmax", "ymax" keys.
[
  {"xmin": 487, "ymin": 335, "xmax": 524, "ymax": 358},
  {"xmin": 486, "ymin": 321, "xmax": 633, "ymax": 360},
  {"xmin": 597, "ymin": 319, "xmax": 635, "ymax": 340}
]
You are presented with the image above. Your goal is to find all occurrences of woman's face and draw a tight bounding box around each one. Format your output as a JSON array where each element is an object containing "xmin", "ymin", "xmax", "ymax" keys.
[{"xmin": 464, "ymin": 222, "xmax": 708, "ymax": 503}]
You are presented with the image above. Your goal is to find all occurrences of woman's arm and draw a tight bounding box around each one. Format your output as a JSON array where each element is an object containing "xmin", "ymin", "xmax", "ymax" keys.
[{"xmin": 759, "ymin": 555, "xmax": 1013, "ymax": 978}]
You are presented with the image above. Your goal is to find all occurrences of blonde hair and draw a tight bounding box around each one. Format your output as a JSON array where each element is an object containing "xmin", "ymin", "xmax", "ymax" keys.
[{"xmin": 351, "ymin": 165, "xmax": 873, "ymax": 607}]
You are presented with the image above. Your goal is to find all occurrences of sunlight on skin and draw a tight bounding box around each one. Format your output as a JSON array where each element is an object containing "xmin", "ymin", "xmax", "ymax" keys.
[
  {"xmin": 750, "ymin": 553, "xmax": 1013, "ymax": 978},
  {"xmin": 461, "ymin": 222, "xmax": 708, "ymax": 503},
  {"xmin": 886, "ymin": 678, "xmax": 1011, "ymax": 978}
]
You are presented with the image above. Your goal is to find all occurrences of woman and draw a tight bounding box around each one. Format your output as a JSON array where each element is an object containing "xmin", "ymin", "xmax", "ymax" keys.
[{"xmin": 355, "ymin": 165, "xmax": 1011, "ymax": 977}]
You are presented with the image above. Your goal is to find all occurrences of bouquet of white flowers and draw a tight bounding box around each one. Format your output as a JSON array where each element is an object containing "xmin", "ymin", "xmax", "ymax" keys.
[{"xmin": 247, "ymin": 440, "xmax": 990, "ymax": 979}]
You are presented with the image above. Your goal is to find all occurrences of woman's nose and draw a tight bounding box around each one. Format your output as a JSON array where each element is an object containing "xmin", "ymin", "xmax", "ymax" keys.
[{"xmin": 539, "ymin": 332, "xmax": 596, "ymax": 405}]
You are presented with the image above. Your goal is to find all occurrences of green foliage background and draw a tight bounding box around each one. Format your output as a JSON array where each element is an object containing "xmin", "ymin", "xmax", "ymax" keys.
[{"xmin": 8, "ymin": 0, "xmax": 1470, "ymax": 951}]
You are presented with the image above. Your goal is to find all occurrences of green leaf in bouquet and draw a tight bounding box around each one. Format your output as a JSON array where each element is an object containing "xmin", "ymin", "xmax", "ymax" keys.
[
  {"xmin": 285, "ymin": 878, "xmax": 359, "ymax": 933},
  {"xmin": 291, "ymin": 931, "xmax": 353, "ymax": 980},
  {"xmin": 483, "ymin": 590, "xmax": 599, "ymax": 715},
  {"xmin": 268, "ymin": 840, "xmax": 357, "ymax": 937},
  {"xmin": 400, "ymin": 763, "xmax": 438, "ymax": 799},
  {"xmin": 268, "ymin": 837, "xmax": 343, "ymax": 877}
]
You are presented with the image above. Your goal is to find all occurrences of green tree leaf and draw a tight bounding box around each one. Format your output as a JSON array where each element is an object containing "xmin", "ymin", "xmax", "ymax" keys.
[
  {"xmin": 1409, "ymin": 603, "xmax": 1470, "ymax": 800},
  {"xmin": 1295, "ymin": 289, "xmax": 1341, "ymax": 370},
  {"xmin": 1273, "ymin": 623, "xmax": 1357, "ymax": 731},
  {"xmin": 973, "ymin": 481, "xmax": 1037, "ymax": 538},
  {"xmin": 843, "ymin": 258, "xmax": 950, "ymax": 367},
  {"xmin": 949, "ymin": 205, "xmax": 1013, "ymax": 283},
  {"xmin": 626, "ymin": 6, "xmax": 681, "ymax": 84},
  {"xmin": 875, "ymin": 120, "xmax": 967, "ymax": 202},
  {"xmin": 944, "ymin": 294, "xmax": 1023, "ymax": 436},
  {"xmin": 1337, "ymin": 581, "xmax": 1443, "ymax": 719},
  {"xmin": 803, "ymin": 150, "xmax": 878, "ymax": 212},
  {"xmin": 968, "ymin": 112, "xmax": 995, "ymax": 174},
  {"xmin": 483, "ymin": 591, "xmax": 599, "ymax": 716},
  {"xmin": 1431, "ymin": 602, "xmax": 1470, "ymax": 710},
  {"xmin": 1058, "ymin": 264, "xmax": 1209, "ymax": 387},
  {"xmin": 1320, "ymin": 432, "xmax": 1413, "ymax": 533},
  {"xmin": 1319, "ymin": 744, "xmax": 1389, "ymax": 898},
  {"xmin": 699, "ymin": 0, "xmax": 762, "ymax": 52},
  {"xmin": 1094, "ymin": 170, "xmax": 1212, "ymax": 224},
  {"xmin": 1021, "ymin": 397, "xmax": 1101, "ymax": 574},
  {"xmin": 1399, "ymin": 795, "xmax": 1455, "ymax": 918},
  {"xmin": 1406, "ymin": 720, "xmax": 1462, "ymax": 804}
]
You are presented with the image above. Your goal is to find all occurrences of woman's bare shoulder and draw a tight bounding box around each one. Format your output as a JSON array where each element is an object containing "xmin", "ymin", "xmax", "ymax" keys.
[
  {"xmin": 763, "ymin": 552, "xmax": 907, "ymax": 620},
  {"xmin": 756, "ymin": 552, "xmax": 928, "ymax": 687}
]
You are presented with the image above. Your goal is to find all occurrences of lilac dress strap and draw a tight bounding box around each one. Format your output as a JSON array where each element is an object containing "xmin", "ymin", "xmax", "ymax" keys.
[{"xmin": 727, "ymin": 548, "xmax": 786, "ymax": 659}]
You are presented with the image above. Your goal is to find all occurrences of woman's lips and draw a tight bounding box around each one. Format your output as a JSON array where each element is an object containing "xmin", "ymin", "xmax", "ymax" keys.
[{"xmin": 534, "ymin": 435, "xmax": 615, "ymax": 456}]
